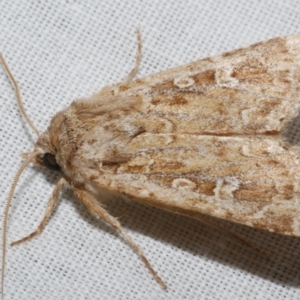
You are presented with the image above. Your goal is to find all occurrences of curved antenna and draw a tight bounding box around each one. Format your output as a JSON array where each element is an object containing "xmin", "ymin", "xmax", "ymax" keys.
[
  {"xmin": 1, "ymin": 151, "xmax": 39, "ymax": 298},
  {"xmin": 0, "ymin": 53, "xmax": 40, "ymax": 136},
  {"xmin": 122, "ymin": 28, "xmax": 142, "ymax": 83}
]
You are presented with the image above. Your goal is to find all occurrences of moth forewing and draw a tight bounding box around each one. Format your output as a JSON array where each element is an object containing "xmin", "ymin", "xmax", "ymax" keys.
[
  {"xmin": 2, "ymin": 34, "xmax": 300, "ymax": 294},
  {"xmin": 95, "ymin": 134, "xmax": 300, "ymax": 235},
  {"xmin": 77, "ymin": 36, "xmax": 300, "ymax": 236},
  {"xmin": 116, "ymin": 36, "xmax": 300, "ymax": 136}
]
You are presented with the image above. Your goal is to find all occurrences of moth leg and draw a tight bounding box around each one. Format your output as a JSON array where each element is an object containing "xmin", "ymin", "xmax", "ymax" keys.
[
  {"xmin": 191, "ymin": 214, "xmax": 269, "ymax": 256},
  {"xmin": 115, "ymin": 210, "xmax": 127, "ymax": 220},
  {"xmin": 73, "ymin": 186, "xmax": 167, "ymax": 290},
  {"xmin": 11, "ymin": 177, "xmax": 66, "ymax": 247},
  {"xmin": 122, "ymin": 28, "xmax": 142, "ymax": 83}
]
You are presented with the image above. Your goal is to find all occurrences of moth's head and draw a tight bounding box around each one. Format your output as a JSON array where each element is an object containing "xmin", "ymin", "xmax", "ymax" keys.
[
  {"xmin": 31, "ymin": 145, "xmax": 61, "ymax": 172},
  {"xmin": 39, "ymin": 152, "xmax": 61, "ymax": 171},
  {"xmin": 32, "ymin": 111, "xmax": 67, "ymax": 171},
  {"xmin": 32, "ymin": 113, "xmax": 65, "ymax": 172},
  {"xmin": 23, "ymin": 150, "xmax": 61, "ymax": 172}
]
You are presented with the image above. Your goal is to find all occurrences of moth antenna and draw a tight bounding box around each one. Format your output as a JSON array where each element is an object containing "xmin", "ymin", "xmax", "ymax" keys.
[
  {"xmin": 1, "ymin": 151, "xmax": 39, "ymax": 298},
  {"xmin": 122, "ymin": 28, "xmax": 142, "ymax": 83},
  {"xmin": 0, "ymin": 53, "xmax": 40, "ymax": 137}
]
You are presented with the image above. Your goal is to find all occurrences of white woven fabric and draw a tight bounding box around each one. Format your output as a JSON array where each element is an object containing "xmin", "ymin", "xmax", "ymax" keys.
[{"xmin": 1, "ymin": 1, "xmax": 300, "ymax": 299}]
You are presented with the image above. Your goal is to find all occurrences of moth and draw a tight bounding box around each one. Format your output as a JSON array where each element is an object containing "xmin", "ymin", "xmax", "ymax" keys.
[{"xmin": 2, "ymin": 31, "xmax": 300, "ymax": 294}]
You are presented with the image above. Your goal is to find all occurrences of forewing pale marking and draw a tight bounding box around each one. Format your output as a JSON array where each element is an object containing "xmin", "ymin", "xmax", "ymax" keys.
[
  {"xmin": 89, "ymin": 134, "xmax": 300, "ymax": 236},
  {"xmin": 111, "ymin": 36, "xmax": 300, "ymax": 135}
]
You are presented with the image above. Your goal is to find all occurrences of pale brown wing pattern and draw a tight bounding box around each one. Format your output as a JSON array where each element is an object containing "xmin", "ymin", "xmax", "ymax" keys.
[
  {"xmin": 77, "ymin": 36, "xmax": 300, "ymax": 236},
  {"xmin": 92, "ymin": 133, "xmax": 300, "ymax": 236},
  {"xmin": 114, "ymin": 36, "xmax": 300, "ymax": 135}
]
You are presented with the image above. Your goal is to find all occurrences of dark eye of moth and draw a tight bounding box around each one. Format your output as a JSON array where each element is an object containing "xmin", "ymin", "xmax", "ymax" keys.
[{"xmin": 42, "ymin": 153, "xmax": 60, "ymax": 171}]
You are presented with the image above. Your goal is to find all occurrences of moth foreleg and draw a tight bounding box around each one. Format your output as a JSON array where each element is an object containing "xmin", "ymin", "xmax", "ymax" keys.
[
  {"xmin": 11, "ymin": 177, "xmax": 66, "ymax": 246},
  {"xmin": 73, "ymin": 186, "xmax": 167, "ymax": 289}
]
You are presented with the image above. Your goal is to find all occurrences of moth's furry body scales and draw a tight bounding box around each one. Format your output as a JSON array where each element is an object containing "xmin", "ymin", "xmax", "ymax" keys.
[{"xmin": 2, "ymin": 34, "xmax": 300, "ymax": 293}]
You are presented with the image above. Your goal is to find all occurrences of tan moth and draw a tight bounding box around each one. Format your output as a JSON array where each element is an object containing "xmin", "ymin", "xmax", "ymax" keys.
[{"xmin": 2, "ymin": 31, "xmax": 300, "ymax": 294}]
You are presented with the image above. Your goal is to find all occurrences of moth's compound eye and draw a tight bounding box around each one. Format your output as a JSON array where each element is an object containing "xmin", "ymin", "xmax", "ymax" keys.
[{"xmin": 42, "ymin": 153, "xmax": 60, "ymax": 171}]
